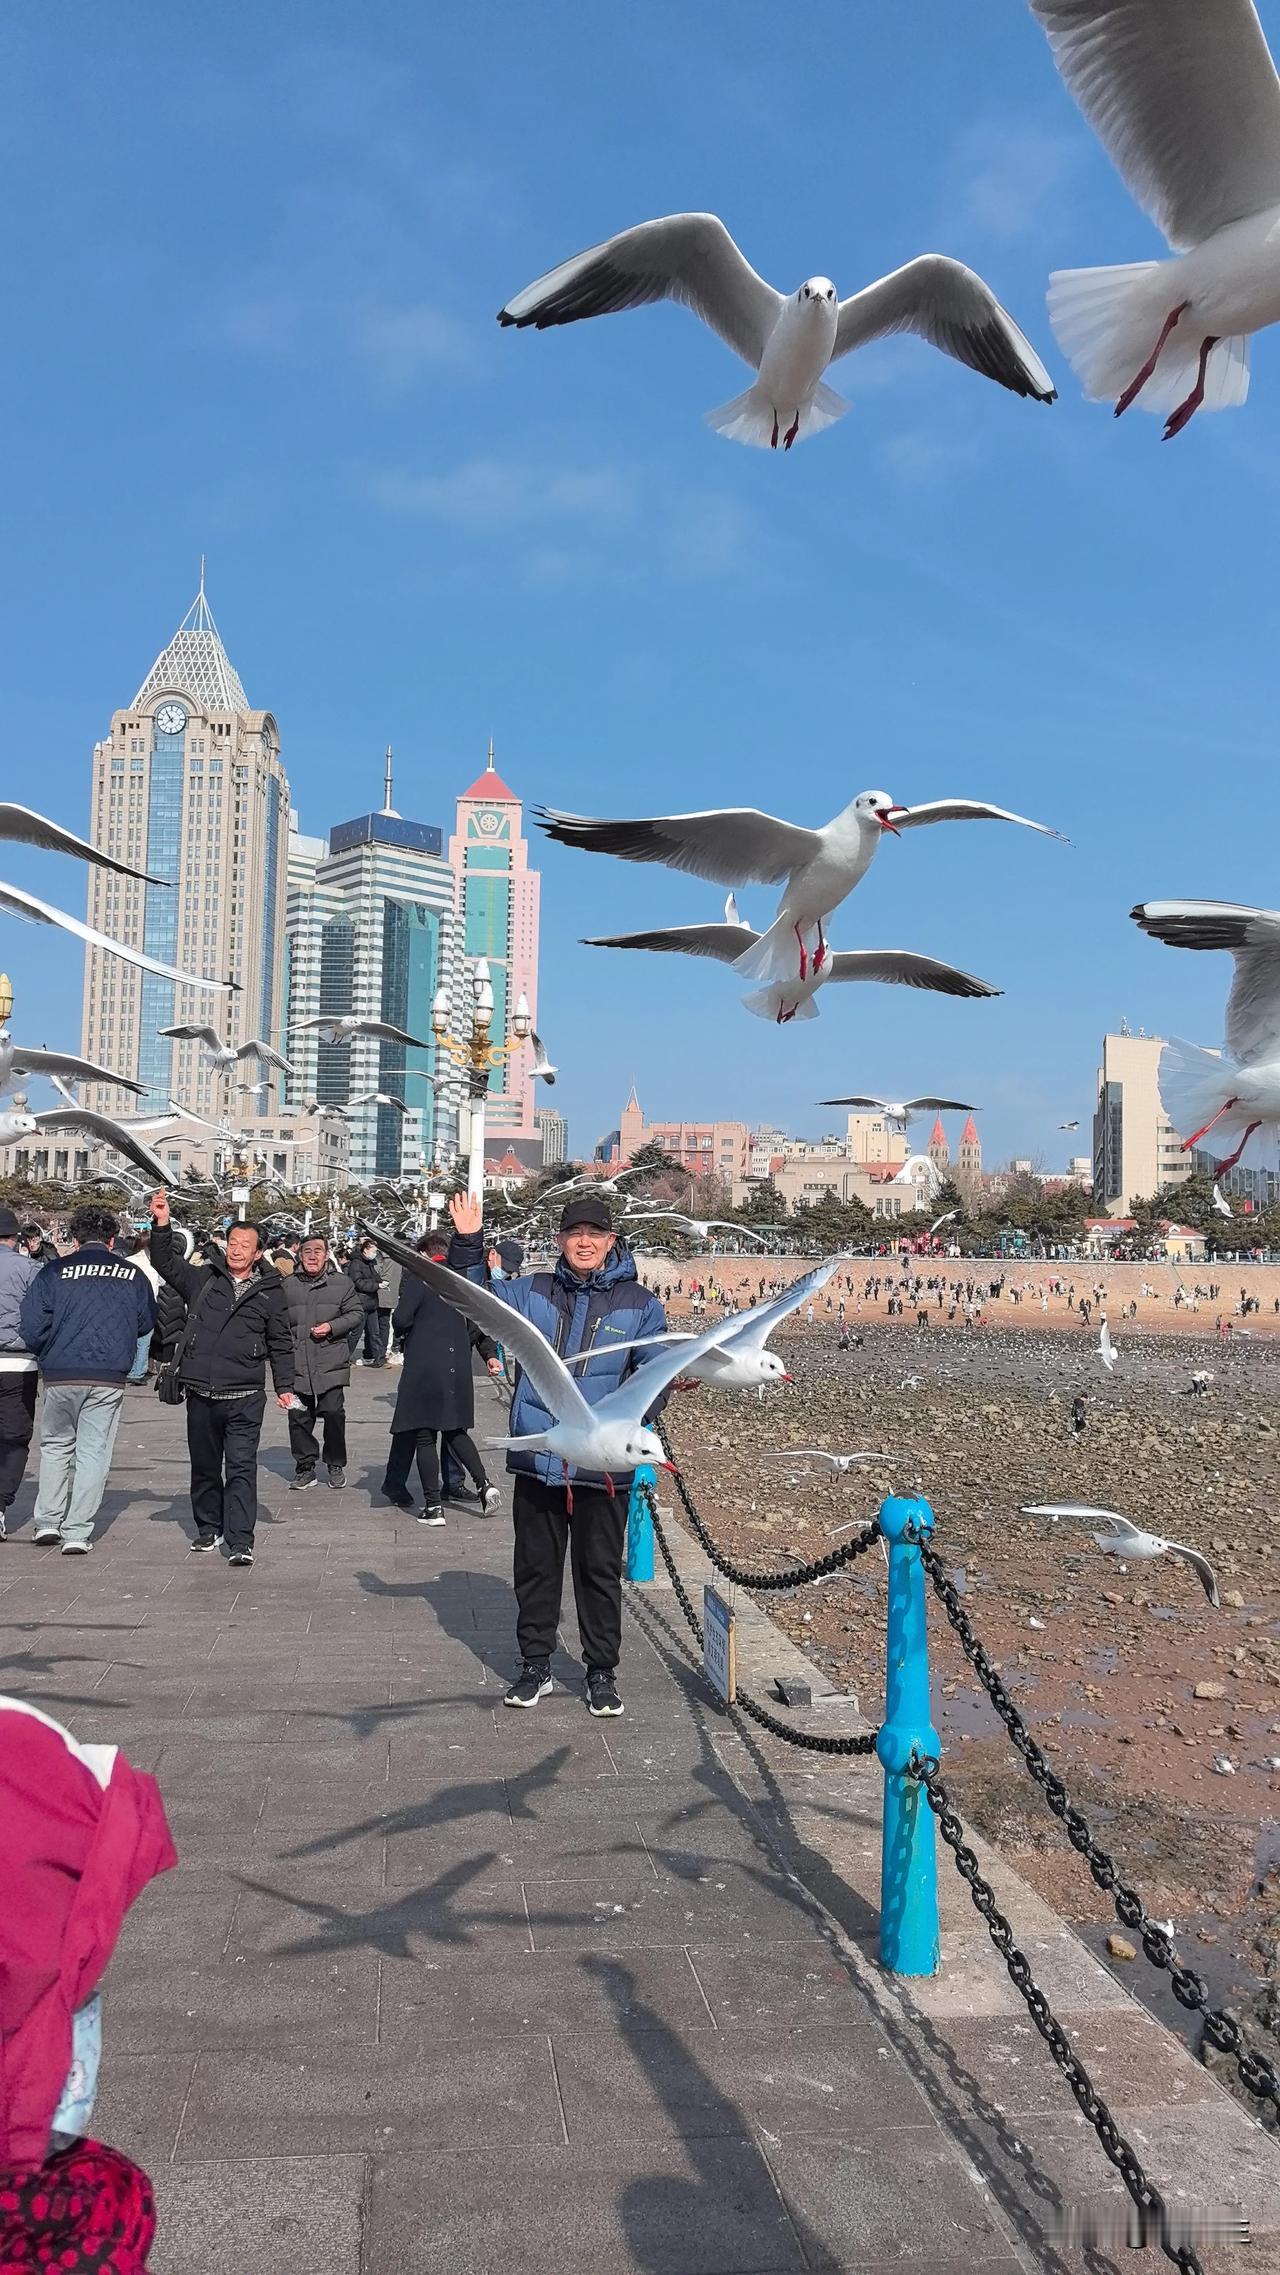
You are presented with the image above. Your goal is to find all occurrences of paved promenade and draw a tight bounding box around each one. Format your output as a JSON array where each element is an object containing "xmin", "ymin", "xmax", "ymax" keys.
[{"xmin": 2, "ymin": 1371, "xmax": 1275, "ymax": 2272}]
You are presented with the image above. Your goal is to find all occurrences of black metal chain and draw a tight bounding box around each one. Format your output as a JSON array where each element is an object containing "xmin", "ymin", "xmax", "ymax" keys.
[
  {"xmin": 920, "ymin": 1540, "xmax": 1280, "ymax": 2122},
  {"xmin": 654, "ymin": 1420, "xmax": 882, "ymax": 1589},
  {"xmin": 642, "ymin": 1489, "xmax": 879, "ymax": 1757},
  {"xmin": 916, "ymin": 1755, "xmax": 1205, "ymax": 2274}
]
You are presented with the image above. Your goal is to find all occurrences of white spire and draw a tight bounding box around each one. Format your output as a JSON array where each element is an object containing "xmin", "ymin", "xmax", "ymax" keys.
[
  {"xmin": 133, "ymin": 564, "xmax": 249, "ymax": 714},
  {"xmin": 382, "ymin": 743, "xmax": 398, "ymax": 816}
]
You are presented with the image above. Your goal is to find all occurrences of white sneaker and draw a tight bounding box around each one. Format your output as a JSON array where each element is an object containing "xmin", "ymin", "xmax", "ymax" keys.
[
  {"xmin": 61, "ymin": 1540, "xmax": 92, "ymax": 1556},
  {"xmin": 481, "ymin": 1486, "xmax": 502, "ymax": 1516}
]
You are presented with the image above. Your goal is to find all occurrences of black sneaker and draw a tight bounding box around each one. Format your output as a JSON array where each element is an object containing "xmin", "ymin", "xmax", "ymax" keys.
[
  {"xmin": 190, "ymin": 1535, "xmax": 219, "ymax": 1553},
  {"xmin": 585, "ymin": 1668, "xmax": 623, "ymax": 1717},
  {"xmin": 326, "ymin": 1464, "xmax": 346, "ymax": 1489},
  {"xmin": 504, "ymin": 1661, "xmax": 553, "ymax": 1709},
  {"xmin": 228, "ymin": 1550, "xmax": 254, "ymax": 1568},
  {"xmin": 416, "ymin": 1505, "xmax": 446, "ymax": 1528},
  {"xmin": 381, "ymin": 1485, "xmax": 414, "ymax": 1510},
  {"xmin": 290, "ymin": 1471, "xmax": 318, "ymax": 1492}
]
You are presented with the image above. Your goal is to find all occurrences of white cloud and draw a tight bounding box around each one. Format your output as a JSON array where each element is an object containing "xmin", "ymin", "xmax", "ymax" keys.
[{"xmin": 361, "ymin": 456, "xmax": 633, "ymax": 529}]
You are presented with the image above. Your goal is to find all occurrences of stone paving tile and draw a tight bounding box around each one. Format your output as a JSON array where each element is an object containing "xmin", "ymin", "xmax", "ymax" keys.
[
  {"xmin": 523, "ymin": 1860, "xmax": 824, "ymax": 1952},
  {"xmin": 177, "ymin": 2036, "xmax": 564, "ymax": 2158},
  {"xmin": 685, "ymin": 1941, "xmax": 878, "ymax": 2031},
  {"xmin": 764, "ymin": 2131, "xmax": 1026, "ymax": 2268},
  {"xmin": 381, "ymin": 1947, "xmax": 719, "ymax": 2044},
  {"xmin": 107, "ymin": 1946, "xmax": 382, "ymax": 2056},
  {"xmin": 551, "ymin": 2018, "xmax": 912, "ymax": 2145},
  {"xmin": 147, "ymin": 2154, "xmax": 365, "ymax": 2275}
]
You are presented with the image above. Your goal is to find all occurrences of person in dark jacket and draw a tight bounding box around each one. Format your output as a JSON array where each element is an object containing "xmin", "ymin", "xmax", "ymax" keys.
[
  {"xmin": 446, "ymin": 1190, "xmax": 670, "ymax": 1717},
  {"xmin": 283, "ymin": 1236, "xmax": 364, "ymax": 1491},
  {"xmin": 348, "ymin": 1241, "xmax": 390, "ymax": 1366},
  {"xmin": 148, "ymin": 1191, "xmax": 294, "ymax": 1567},
  {"xmin": 0, "ymin": 1207, "xmax": 42, "ymax": 1538},
  {"xmin": 382, "ymin": 1231, "xmax": 503, "ymax": 1524},
  {"xmin": 21, "ymin": 1225, "xmax": 58, "ymax": 1266},
  {"xmin": 19, "ymin": 1206, "xmax": 155, "ymax": 1555}
]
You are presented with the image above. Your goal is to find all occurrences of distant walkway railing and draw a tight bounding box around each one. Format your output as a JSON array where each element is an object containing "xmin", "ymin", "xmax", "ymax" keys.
[{"xmin": 630, "ymin": 1422, "xmax": 1279, "ymax": 2274}]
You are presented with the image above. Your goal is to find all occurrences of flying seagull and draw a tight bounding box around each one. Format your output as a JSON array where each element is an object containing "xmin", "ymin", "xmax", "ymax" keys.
[
  {"xmin": 1131, "ymin": 900, "xmax": 1280, "ymax": 1174},
  {"xmin": 1031, "ymin": 0, "xmax": 1280, "ymax": 438},
  {"xmin": 0, "ymin": 1107, "xmax": 37, "ymax": 1143},
  {"xmin": 291, "ymin": 1015, "xmax": 429, "ymax": 1049},
  {"xmin": 1212, "ymin": 1183, "xmax": 1234, "ymax": 1218},
  {"xmin": 360, "ymin": 1224, "xmax": 833, "ymax": 1495},
  {"xmin": 621, "ymin": 1210, "xmax": 769, "ymax": 1245},
  {"xmin": 763, "ymin": 1446, "xmax": 891, "ymax": 1473},
  {"xmin": 820, "ymin": 1093, "xmax": 977, "ymax": 1131},
  {"xmin": 1098, "ymin": 1316, "xmax": 1118, "ymax": 1373},
  {"xmin": 1060, "ymin": 1119, "xmax": 1079, "ymax": 1130},
  {"xmin": 1022, "ymin": 1502, "xmax": 1220, "ymax": 1606},
  {"xmin": 499, "ymin": 212, "xmax": 1054, "ymax": 448},
  {"xmin": 929, "ymin": 1210, "xmax": 960, "ymax": 1237},
  {"xmin": 158, "ymin": 1024, "xmax": 294, "ymax": 1075},
  {"xmin": 0, "ymin": 802, "xmax": 169, "ymax": 885},
  {"xmin": 343, "ymin": 1091, "xmax": 410, "ymax": 1116},
  {"xmin": 0, "ymin": 1042, "xmax": 144, "ymax": 1098},
  {"xmin": 530, "ymin": 1031, "xmax": 558, "ymax": 1085},
  {"xmin": 31, "ymin": 1106, "xmax": 171, "ymax": 1185},
  {"xmin": 566, "ymin": 1256, "xmax": 844, "ymax": 1391},
  {"xmin": 0, "ymin": 880, "xmax": 230, "ymax": 994},
  {"xmin": 582, "ymin": 908, "xmax": 999, "ymax": 1024},
  {"xmin": 543, "ymin": 790, "xmax": 1062, "ymax": 986}
]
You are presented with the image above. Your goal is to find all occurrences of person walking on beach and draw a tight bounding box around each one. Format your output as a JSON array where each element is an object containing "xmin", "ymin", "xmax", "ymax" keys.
[
  {"xmin": 20, "ymin": 1205, "xmax": 155, "ymax": 1555},
  {"xmin": 148, "ymin": 1191, "xmax": 294, "ymax": 1567},
  {"xmin": 283, "ymin": 1234, "xmax": 364, "ymax": 1491}
]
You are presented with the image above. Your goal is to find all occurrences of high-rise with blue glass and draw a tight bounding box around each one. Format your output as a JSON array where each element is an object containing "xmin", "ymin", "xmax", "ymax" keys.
[{"xmin": 79, "ymin": 572, "xmax": 291, "ymax": 1122}]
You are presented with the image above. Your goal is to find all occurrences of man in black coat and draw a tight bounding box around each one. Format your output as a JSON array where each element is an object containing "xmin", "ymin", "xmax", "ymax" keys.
[
  {"xmin": 149, "ymin": 1190, "xmax": 295, "ymax": 1567},
  {"xmin": 348, "ymin": 1239, "xmax": 391, "ymax": 1367},
  {"xmin": 282, "ymin": 1235, "xmax": 364, "ymax": 1491},
  {"xmin": 382, "ymin": 1230, "xmax": 504, "ymax": 1525}
]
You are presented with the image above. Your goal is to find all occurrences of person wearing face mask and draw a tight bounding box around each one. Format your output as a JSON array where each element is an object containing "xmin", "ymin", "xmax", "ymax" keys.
[{"xmin": 446, "ymin": 1192, "xmax": 669, "ymax": 1719}]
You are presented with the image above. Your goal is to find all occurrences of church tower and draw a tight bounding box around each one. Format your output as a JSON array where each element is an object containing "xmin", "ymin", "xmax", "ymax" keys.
[
  {"xmin": 957, "ymin": 1113, "xmax": 983, "ymax": 1199},
  {"xmin": 927, "ymin": 1117, "xmax": 950, "ymax": 1172}
]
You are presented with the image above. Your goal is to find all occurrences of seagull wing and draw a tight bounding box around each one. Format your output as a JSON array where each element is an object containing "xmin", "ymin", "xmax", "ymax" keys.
[
  {"xmin": 698, "ymin": 1256, "xmax": 844, "ymax": 1355},
  {"xmin": 1130, "ymin": 901, "xmax": 1280, "ymax": 1064},
  {"xmin": 537, "ymin": 806, "xmax": 821, "ymax": 888},
  {"xmin": 360, "ymin": 1019, "xmax": 428, "ymax": 1048},
  {"xmin": 1100, "ymin": 1319, "xmax": 1117, "ymax": 1361},
  {"xmin": 904, "ymin": 1096, "xmax": 980, "ymax": 1111},
  {"xmin": 827, "ymin": 952, "xmax": 1000, "ymax": 999},
  {"xmin": 885, "ymin": 797, "xmax": 1067, "ymax": 840},
  {"xmin": 158, "ymin": 1024, "xmax": 225, "ymax": 1050},
  {"xmin": 763, "ymin": 1448, "xmax": 840, "ymax": 1469},
  {"xmin": 565, "ymin": 1333, "xmax": 695, "ymax": 1368},
  {"xmin": 0, "ymin": 884, "xmax": 231, "ymax": 994},
  {"xmin": 1029, "ymin": 0, "xmax": 1280, "ymax": 250},
  {"xmin": 359, "ymin": 1224, "xmax": 594, "ymax": 1430},
  {"xmin": 289, "ymin": 1016, "xmax": 328, "ymax": 1033},
  {"xmin": 818, "ymin": 1094, "xmax": 888, "ymax": 1110},
  {"xmin": 498, "ymin": 212, "xmax": 783, "ymax": 368},
  {"xmin": 1021, "ymin": 1500, "xmax": 1144, "ymax": 1539},
  {"xmin": 235, "ymin": 1040, "xmax": 295, "ymax": 1073},
  {"xmin": 833, "ymin": 256, "xmax": 1055, "ymax": 399},
  {"xmin": 7, "ymin": 1047, "xmax": 145, "ymax": 1095},
  {"xmin": 0, "ymin": 802, "xmax": 169, "ymax": 885},
  {"xmin": 31, "ymin": 1107, "xmax": 171, "ymax": 1183},
  {"xmin": 1167, "ymin": 1538, "xmax": 1221, "ymax": 1606},
  {"xmin": 596, "ymin": 1272, "xmax": 835, "ymax": 1424},
  {"xmin": 582, "ymin": 922, "xmax": 762, "ymax": 963}
]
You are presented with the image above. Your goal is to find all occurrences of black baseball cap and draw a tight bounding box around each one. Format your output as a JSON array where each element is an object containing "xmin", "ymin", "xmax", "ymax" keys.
[
  {"xmin": 559, "ymin": 1194, "xmax": 613, "ymax": 1234},
  {"xmin": 0, "ymin": 1208, "xmax": 20, "ymax": 1239},
  {"xmin": 497, "ymin": 1239, "xmax": 525, "ymax": 1272}
]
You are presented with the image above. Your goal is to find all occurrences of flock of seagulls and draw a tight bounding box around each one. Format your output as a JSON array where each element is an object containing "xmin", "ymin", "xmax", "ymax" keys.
[{"xmin": 501, "ymin": 2, "xmax": 1280, "ymax": 445}]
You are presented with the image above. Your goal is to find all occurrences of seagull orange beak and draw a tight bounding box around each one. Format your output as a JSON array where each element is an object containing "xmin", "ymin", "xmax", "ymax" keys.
[
  {"xmin": 659, "ymin": 1460, "xmax": 680, "ymax": 1477},
  {"xmin": 781, "ymin": 1373, "xmax": 794, "ymax": 1383},
  {"xmin": 878, "ymin": 808, "xmax": 903, "ymax": 836}
]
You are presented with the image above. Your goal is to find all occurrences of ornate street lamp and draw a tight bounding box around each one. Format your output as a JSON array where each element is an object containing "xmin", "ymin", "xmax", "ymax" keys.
[{"xmin": 431, "ymin": 960, "xmax": 536, "ymax": 1199}]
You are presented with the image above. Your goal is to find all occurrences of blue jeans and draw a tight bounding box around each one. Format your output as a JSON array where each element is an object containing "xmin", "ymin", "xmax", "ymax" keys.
[{"xmin": 32, "ymin": 1384, "xmax": 125, "ymax": 1545}]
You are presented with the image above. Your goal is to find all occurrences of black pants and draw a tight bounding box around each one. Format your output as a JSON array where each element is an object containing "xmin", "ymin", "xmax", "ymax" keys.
[
  {"xmin": 289, "ymin": 1388, "xmax": 346, "ymax": 1472},
  {"xmin": 186, "ymin": 1391, "xmax": 266, "ymax": 1554},
  {"xmin": 0, "ymin": 1373, "xmax": 37, "ymax": 1507},
  {"xmin": 512, "ymin": 1473, "xmax": 627, "ymax": 1673},
  {"xmin": 384, "ymin": 1426, "xmax": 487, "ymax": 1507},
  {"xmin": 363, "ymin": 1309, "xmax": 389, "ymax": 1365}
]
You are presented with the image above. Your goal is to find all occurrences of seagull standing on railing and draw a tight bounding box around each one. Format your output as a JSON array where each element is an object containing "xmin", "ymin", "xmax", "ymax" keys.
[{"xmin": 1021, "ymin": 1503, "xmax": 1220, "ymax": 1605}]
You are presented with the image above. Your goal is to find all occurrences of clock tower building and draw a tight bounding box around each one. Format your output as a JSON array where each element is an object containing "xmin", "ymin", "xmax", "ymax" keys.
[{"xmin": 79, "ymin": 571, "xmax": 291, "ymax": 1118}]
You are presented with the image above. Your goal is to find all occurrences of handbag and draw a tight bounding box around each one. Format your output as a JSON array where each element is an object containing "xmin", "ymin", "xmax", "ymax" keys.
[{"xmin": 153, "ymin": 1360, "xmax": 185, "ymax": 1406}]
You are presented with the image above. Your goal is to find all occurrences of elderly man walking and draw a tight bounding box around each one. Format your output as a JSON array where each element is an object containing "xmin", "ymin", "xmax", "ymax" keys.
[
  {"xmin": 19, "ymin": 1204, "xmax": 155, "ymax": 1555},
  {"xmin": 148, "ymin": 1190, "xmax": 294, "ymax": 1567},
  {"xmin": 283, "ymin": 1234, "xmax": 364, "ymax": 1491}
]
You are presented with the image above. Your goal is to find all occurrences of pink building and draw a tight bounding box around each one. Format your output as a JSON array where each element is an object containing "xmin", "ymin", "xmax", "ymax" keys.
[
  {"xmin": 449, "ymin": 744, "xmax": 541, "ymax": 1161},
  {"xmin": 614, "ymin": 1088, "xmax": 751, "ymax": 1184}
]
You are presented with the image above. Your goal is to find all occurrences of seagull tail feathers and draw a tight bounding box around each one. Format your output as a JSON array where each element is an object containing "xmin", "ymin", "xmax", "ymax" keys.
[
  {"xmin": 731, "ymin": 914, "xmax": 806, "ymax": 985},
  {"xmin": 1048, "ymin": 262, "xmax": 1250, "ymax": 414},
  {"xmin": 741, "ymin": 984, "xmax": 819, "ymax": 1022},
  {"xmin": 1157, "ymin": 1036, "xmax": 1239, "ymax": 1155},
  {"xmin": 705, "ymin": 379, "xmax": 848, "ymax": 449}
]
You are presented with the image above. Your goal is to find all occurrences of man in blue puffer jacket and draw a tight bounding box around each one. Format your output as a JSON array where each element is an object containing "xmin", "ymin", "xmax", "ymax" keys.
[
  {"xmin": 447, "ymin": 1190, "xmax": 670, "ymax": 1718},
  {"xmin": 19, "ymin": 1203, "xmax": 155, "ymax": 1554}
]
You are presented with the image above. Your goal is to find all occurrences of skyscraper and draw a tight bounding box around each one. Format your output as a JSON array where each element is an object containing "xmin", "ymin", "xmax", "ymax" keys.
[
  {"xmin": 1092, "ymin": 1032, "xmax": 1190, "ymax": 1211},
  {"xmin": 79, "ymin": 571, "xmax": 289, "ymax": 1116},
  {"xmin": 535, "ymin": 1106, "xmax": 568, "ymax": 1166},
  {"xmin": 284, "ymin": 751, "xmax": 455, "ymax": 1181},
  {"xmin": 449, "ymin": 745, "xmax": 541, "ymax": 1167}
]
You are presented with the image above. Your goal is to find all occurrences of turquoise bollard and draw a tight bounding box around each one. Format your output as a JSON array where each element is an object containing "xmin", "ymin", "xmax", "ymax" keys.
[
  {"xmin": 875, "ymin": 1493, "xmax": 941, "ymax": 1976},
  {"xmin": 625, "ymin": 1465, "xmax": 656, "ymax": 1582}
]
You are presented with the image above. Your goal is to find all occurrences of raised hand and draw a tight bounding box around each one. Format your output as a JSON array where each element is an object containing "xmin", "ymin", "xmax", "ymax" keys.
[
  {"xmin": 151, "ymin": 1189, "xmax": 170, "ymax": 1225},
  {"xmin": 449, "ymin": 1193, "xmax": 483, "ymax": 1238}
]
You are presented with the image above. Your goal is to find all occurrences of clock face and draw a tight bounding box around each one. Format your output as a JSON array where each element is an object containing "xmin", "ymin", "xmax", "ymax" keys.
[{"xmin": 155, "ymin": 702, "xmax": 188, "ymax": 736}]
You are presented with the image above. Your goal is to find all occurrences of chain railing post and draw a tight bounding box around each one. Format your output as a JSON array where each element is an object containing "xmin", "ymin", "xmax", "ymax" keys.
[
  {"xmin": 876, "ymin": 1493, "xmax": 940, "ymax": 1976},
  {"xmin": 625, "ymin": 1463, "xmax": 656, "ymax": 1582}
]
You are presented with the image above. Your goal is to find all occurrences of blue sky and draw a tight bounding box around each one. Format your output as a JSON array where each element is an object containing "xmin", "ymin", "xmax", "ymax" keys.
[{"xmin": 3, "ymin": 1, "xmax": 1278, "ymax": 1170}]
